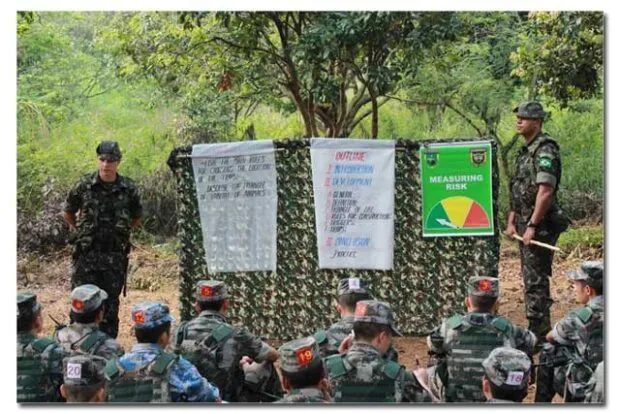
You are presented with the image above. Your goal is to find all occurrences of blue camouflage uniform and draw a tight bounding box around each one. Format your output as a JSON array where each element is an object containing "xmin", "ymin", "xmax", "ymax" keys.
[{"xmin": 104, "ymin": 302, "xmax": 220, "ymax": 403}]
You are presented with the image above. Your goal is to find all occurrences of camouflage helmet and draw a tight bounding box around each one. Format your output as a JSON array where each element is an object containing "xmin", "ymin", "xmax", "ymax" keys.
[
  {"xmin": 513, "ymin": 101, "xmax": 548, "ymax": 120},
  {"xmin": 195, "ymin": 280, "xmax": 229, "ymax": 302},
  {"xmin": 353, "ymin": 300, "xmax": 402, "ymax": 337},
  {"xmin": 467, "ymin": 276, "xmax": 499, "ymax": 298},
  {"xmin": 567, "ymin": 260, "xmax": 603, "ymax": 286},
  {"xmin": 96, "ymin": 141, "xmax": 122, "ymax": 161},
  {"xmin": 279, "ymin": 336, "xmax": 323, "ymax": 374},
  {"xmin": 482, "ymin": 347, "xmax": 532, "ymax": 390},
  {"xmin": 63, "ymin": 354, "xmax": 107, "ymax": 387},
  {"xmin": 70, "ymin": 284, "xmax": 108, "ymax": 314},
  {"xmin": 337, "ymin": 277, "xmax": 369, "ymax": 296},
  {"xmin": 131, "ymin": 302, "xmax": 175, "ymax": 330},
  {"xmin": 17, "ymin": 291, "xmax": 41, "ymax": 320}
]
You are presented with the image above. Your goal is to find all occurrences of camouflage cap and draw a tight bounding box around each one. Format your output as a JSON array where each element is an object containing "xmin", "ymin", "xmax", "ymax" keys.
[
  {"xmin": 337, "ymin": 277, "xmax": 369, "ymax": 296},
  {"xmin": 96, "ymin": 141, "xmax": 122, "ymax": 161},
  {"xmin": 17, "ymin": 291, "xmax": 41, "ymax": 319},
  {"xmin": 354, "ymin": 300, "xmax": 402, "ymax": 337},
  {"xmin": 279, "ymin": 336, "xmax": 322, "ymax": 374},
  {"xmin": 63, "ymin": 354, "xmax": 107, "ymax": 387},
  {"xmin": 567, "ymin": 260, "xmax": 604, "ymax": 285},
  {"xmin": 482, "ymin": 347, "xmax": 532, "ymax": 389},
  {"xmin": 468, "ymin": 276, "xmax": 499, "ymax": 298},
  {"xmin": 70, "ymin": 284, "xmax": 108, "ymax": 314},
  {"xmin": 513, "ymin": 101, "xmax": 547, "ymax": 119},
  {"xmin": 195, "ymin": 280, "xmax": 229, "ymax": 302},
  {"xmin": 131, "ymin": 302, "xmax": 175, "ymax": 330}
]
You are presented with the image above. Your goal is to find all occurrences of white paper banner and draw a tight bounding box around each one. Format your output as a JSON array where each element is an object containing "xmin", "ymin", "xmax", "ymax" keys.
[
  {"xmin": 310, "ymin": 138, "xmax": 395, "ymax": 269},
  {"xmin": 191, "ymin": 141, "xmax": 277, "ymax": 273}
]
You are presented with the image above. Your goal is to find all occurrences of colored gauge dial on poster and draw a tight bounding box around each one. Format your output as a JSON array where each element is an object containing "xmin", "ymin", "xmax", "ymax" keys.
[{"xmin": 421, "ymin": 141, "xmax": 494, "ymax": 237}]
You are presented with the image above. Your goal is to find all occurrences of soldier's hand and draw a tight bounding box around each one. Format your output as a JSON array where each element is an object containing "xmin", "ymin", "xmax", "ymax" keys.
[
  {"xmin": 240, "ymin": 356, "xmax": 253, "ymax": 369},
  {"xmin": 338, "ymin": 334, "xmax": 353, "ymax": 354},
  {"xmin": 523, "ymin": 227, "xmax": 535, "ymax": 245},
  {"xmin": 503, "ymin": 224, "xmax": 517, "ymax": 238}
]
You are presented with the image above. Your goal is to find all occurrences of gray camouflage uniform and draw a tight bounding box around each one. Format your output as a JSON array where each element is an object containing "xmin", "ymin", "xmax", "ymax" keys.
[{"xmin": 54, "ymin": 284, "xmax": 124, "ymax": 360}]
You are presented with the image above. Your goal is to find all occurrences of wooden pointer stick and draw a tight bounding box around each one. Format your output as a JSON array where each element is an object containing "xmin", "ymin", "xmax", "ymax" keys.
[{"xmin": 508, "ymin": 234, "xmax": 562, "ymax": 252}]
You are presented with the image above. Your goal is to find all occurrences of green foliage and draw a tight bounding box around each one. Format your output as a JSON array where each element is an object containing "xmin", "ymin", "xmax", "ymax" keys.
[{"xmin": 557, "ymin": 225, "xmax": 603, "ymax": 255}]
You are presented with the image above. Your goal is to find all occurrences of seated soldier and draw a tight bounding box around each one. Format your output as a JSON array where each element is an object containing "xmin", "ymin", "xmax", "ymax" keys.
[
  {"xmin": 584, "ymin": 362, "xmax": 604, "ymax": 404},
  {"xmin": 61, "ymin": 354, "xmax": 107, "ymax": 403},
  {"xmin": 54, "ymin": 284, "xmax": 124, "ymax": 360},
  {"xmin": 314, "ymin": 277, "xmax": 398, "ymax": 361},
  {"xmin": 17, "ymin": 292, "xmax": 67, "ymax": 403},
  {"xmin": 170, "ymin": 280, "xmax": 281, "ymax": 402},
  {"xmin": 104, "ymin": 301, "xmax": 221, "ymax": 403},
  {"xmin": 275, "ymin": 336, "xmax": 332, "ymax": 403},
  {"xmin": 535, "ymin": 261, "xmax": 603, "ymax": 403},
  {"xmin": 482, "ymin": 347, "xmax": 532, "ymax": 403},
  {"xmin": 325, "ymin": 300, "xmax": 430, "ymax": 403},
  {"xmin": 426, "ymin": 277, "xmax": 536, "ymax": 402}
]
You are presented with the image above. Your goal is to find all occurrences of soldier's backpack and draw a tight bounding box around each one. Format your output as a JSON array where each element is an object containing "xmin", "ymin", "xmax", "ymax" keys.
[
  {"xmin": 17, "ymin": 337, "xmax": 61, "ymax": 403},
  {"xmin": 104, "ymin": 352, "xmax": 178, "ymax": 402},
  {"xmin": 444, "ymin": 314, "xmax": 511, "ymax": 402},
  {"xmin": 72, "ymin": 330, "xmax": 110, "ymax": 356},
  {"xmin": 574, "ymin": 306, "xmax": 603, "ymax": 367},
  {"xmin": 174, "ymin": 321, "xmax": 236, "ymax": 400},
  {"xmin": 325, "ymin": 354, "xmax": 404, "ymax": 402}
]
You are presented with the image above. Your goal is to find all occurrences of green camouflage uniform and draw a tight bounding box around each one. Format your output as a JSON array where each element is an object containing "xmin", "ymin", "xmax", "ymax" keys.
[
  {"xmin": 482, "ymin": 347, "xmax": 532, "ymax": 403},
  {"xmin": 17, "ymin": 292, "xmax": 68, "ymax": 403},
  {"xmin": 535, "ymin": 261, "xmax": 604, "ymax": 402},
  {"xmin": 510, "ymin": 102, "xmax": 566, "ymax": 336},
  {"xmin": 315, "ymin": 278, "xmax": 399, "ymax": 361},
  {"xmin": 427, "ymin": 277, "xmax": 536, "ymax": 402},
  {"xmin": 276, "ymin": 336, "xmax": 330, "ymax": 403},
  {"xmin": 171, "ymin": 280, "xmax": 281, "ymax": 402},
  {"xmin": 63, "ymin": 141, "xmax": 142, "ymax": 339},
  {"xmin": 326, "ymin": 300, "xmax": 429, "ymax": 403},
  {"xmin": 54, "ymin": 284, "xmax": 124, "ymax": 360}
]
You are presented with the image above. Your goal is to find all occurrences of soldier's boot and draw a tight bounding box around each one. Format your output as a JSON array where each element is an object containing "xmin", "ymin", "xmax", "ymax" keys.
[{"xmin": 534, "ymin": 345, "xmax": 556, "ymax": 402}]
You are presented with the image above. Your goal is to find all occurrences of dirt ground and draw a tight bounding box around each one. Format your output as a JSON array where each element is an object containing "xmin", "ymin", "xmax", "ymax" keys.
[{"xmin": 17, "ymin": 242, "xmax": 597, "ymax": 403}]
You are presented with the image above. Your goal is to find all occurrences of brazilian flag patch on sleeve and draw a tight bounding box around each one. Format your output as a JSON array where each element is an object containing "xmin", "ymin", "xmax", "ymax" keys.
[{"xmin": 538, "ymin": 156, "xmax": 552, "ymax": 169}]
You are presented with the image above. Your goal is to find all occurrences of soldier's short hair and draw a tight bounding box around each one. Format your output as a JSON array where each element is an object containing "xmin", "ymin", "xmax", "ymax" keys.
[
  {"xmin": 282, "ymin": 362, "xmax": 325, "ymax": 389},
  {"xmin": 485, "ymin": 376, "xmax": 528, "ymax": 402},
  {"xmin": 63, "ymin": 383, "xmax": 104, "ymax": 403},
  {"xmin": 352, "ymin": 321, "xmax": 391, "ymax": 342},
  {"xmin": 134, "ymin": 321, "xmax": 171, "ymax": 344},
  {"xmin": 337, "ymin": 292, "xmax": 371, "ymax": 311},
  {"xmin": 70, "ymin": 305, "xmax": 105, "ymax": 324},
  {"xmin": 470, "ymin": 295, "xmax": 498, "ymax": 312},
  {"xmin": 197, "ymin": 299, "xmax": 226, "ymax": 312}
]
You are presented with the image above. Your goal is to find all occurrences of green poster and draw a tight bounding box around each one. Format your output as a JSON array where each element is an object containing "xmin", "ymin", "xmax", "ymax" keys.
[{"xmin": 421, "ymin": 141, "xmax": 494, "ymax": 237}]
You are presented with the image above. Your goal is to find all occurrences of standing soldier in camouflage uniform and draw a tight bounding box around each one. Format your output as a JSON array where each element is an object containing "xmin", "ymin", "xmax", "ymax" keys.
[
  {"xmin": 63, "ymin": 141, "xmax": 142, "ymax": 339},
  {"xmin": 325, "ymin": 300, "xmax": 430, "ymax": 403},
  {"xmin": 535, "ymin": 261, "xmax": 603, "ymax": 402},
  {"xmin": 276, "ymin": 336, "xmax": 331, "ymax": 403},
  {"xmin": 170, "ymin": 280, "xmax": 280, "ymax": 402},
  {"xmin": 104, "ymin": 302, "xmax": 221, "ymax": 403},
  {"xmin": 425, "ymin": 277, "xmax": 536, "ymax": 402},
  {"xmin": 60, "ymin": 354, "xmax": 107, "ymax": 403},
  {"xmin": 17, "ymin": 292, "xmax": 67, "ymax": 403},
  {"xmin": 505, "ymin": 102, "xmax": 569, "ymax": 339},
  {"xmin": 481, "ymin": 347, "xmax": 532, "ymax": 403},
  {"xmin": 314, "ymin": 277, "xmax": 398, "ymax": 362},
  {"xmin": 54, "ymin": 284, "xmax": 124, "ymax": 360}
]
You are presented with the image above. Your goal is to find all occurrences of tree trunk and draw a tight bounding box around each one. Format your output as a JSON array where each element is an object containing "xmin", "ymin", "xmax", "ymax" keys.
[{"xmin": 370, "ymin": 88, "xmax": 378, "ymax": 139}]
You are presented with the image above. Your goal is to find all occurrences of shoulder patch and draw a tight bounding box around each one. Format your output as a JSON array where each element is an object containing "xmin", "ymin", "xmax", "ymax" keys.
[
  {"xmin": 446, "ymin": 315, "xmax": 463, "ymax": 330},
  {"xmin": 212, "ymin": 323, "xmax": 234, "ymax": 342},
  {"xmin": 31, "ymin": 337, "xmax": 56, "ymax": 353},
  {"xmin": 538, "ymin": 156, "xmax": 552, "ymax": 168},
  {"xmin": 325, "ymin": 354, "xmax": 347, "ymax": 378},
  {"xmin": 491, "ymin": 316, "xmax": 510, "ymax": 334},
  {"xmin": 314, "ymin": 330, "xmax": 327, "ymax": 345},
  {"xmin": 574, "ymin": 307, "xmax": 593, "ymax": 323},
  {"xmin": 383, "ymin": 360, "xmax": 403, "ymax": 379},
  {"xmin": 104, "ymin": 359, "xmax": 121, "ymax": 380},
  {"xmin": 151, "ymin": 352, "xmax": 179, "ymax": 375}
]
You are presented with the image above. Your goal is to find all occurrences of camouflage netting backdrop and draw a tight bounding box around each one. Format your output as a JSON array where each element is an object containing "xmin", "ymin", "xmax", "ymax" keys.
[{"xmin": 167, "ymin": 139, "xmax": 500, "ymax": 341}]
